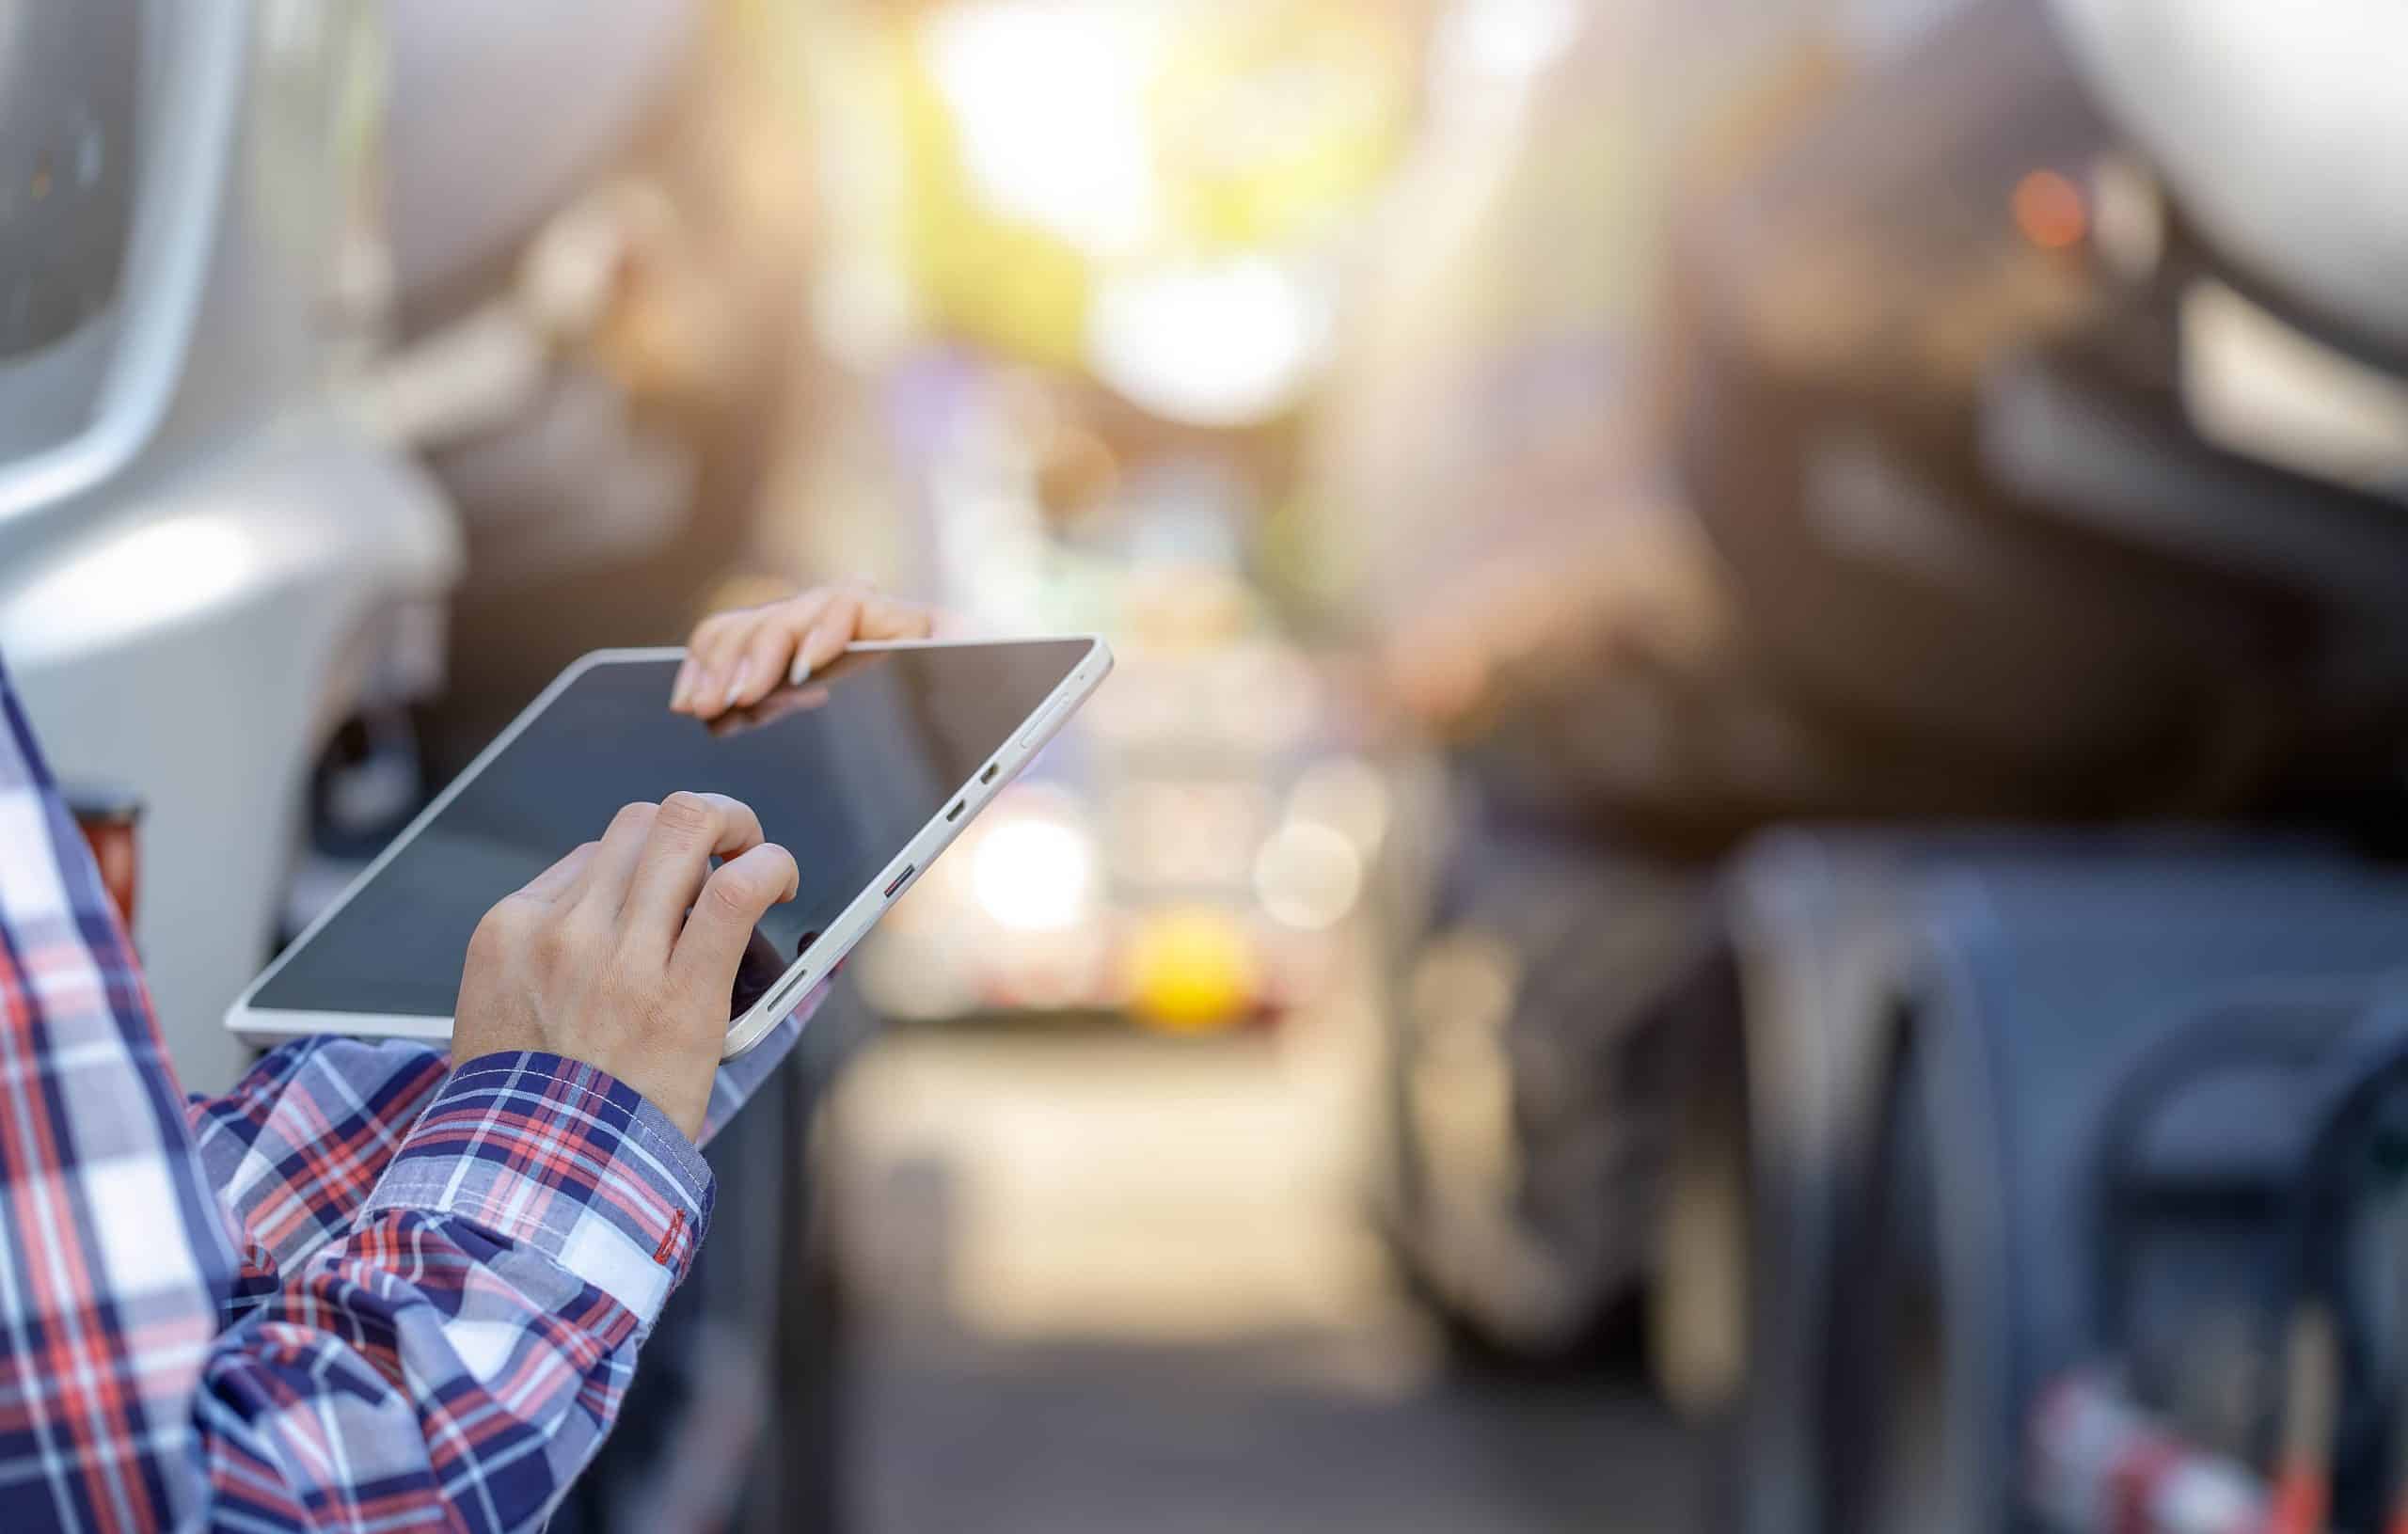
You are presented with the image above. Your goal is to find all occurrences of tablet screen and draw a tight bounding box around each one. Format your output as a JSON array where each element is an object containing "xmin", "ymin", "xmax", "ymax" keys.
[{"xmin": 249, "ymin": 640, "xmax": 1093, "ymax": 1020}]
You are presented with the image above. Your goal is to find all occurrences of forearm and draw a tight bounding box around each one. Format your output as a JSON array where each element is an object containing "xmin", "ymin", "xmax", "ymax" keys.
[
  {"xmin": 182, "ymin": 1052, "xmax": 709, "ymax": 1532},
  {"xmin": 192, "ymin": 1214, "xmax": 645, "ymax": 1531}
]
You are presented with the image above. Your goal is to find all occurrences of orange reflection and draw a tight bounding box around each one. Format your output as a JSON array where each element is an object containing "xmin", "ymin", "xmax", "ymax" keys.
[{"xmin": 2013, "ymin": 168, "xmax": 2087, "ymax": 251}]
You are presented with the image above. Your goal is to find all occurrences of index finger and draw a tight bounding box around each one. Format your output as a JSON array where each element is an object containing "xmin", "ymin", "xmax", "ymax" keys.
[{"xmin": 625, "ymin": 791, "xmax": 768, "ymax": 945}]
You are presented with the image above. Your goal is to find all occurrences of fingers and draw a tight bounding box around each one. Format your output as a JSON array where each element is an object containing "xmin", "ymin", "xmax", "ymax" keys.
[
  {"xmin": 671, "ymin": 610, "xmax": 753, "ymax": 715},
  {"xmin": 516, "ymin": 841, "xmax": 599, "ymax": 905},
  {"xmin": 855, "ymin": 592, "xmax": 938, "ymax": 642},
  {"xmin": 672, "ymin": 585, "xmax": 938, "ymax": 719},
  {"xmin": 731, "ymin": 619, "xmax": 801, "ymax": 712},
  {"xmin": 669, "ymin": 842, "xmax": 801, "ymax": 998},
  {"xmin": 792, "ymin": 588, "xmax": 933, "ymax": 684},
  {"xmin": 624, "ymin": 791, "xmax": 766, "ymax": 947},
  {"xmin": 669, "ymin": 616, "xmax": 732, "ymax": 712},
  {"xmin": 788, "ymin": 587, "xmax": 864, "ymax": 687},
  {"xmin": 676, "ymin": 593, "xmax": 827, "ymax": 719},
  {"xmin": 572, "ymin": 799, "xmax": 663, "ymax": 922},
  {"xmin": 455, "ymin": 799, "xmax": 800, "ymax": 1144}
]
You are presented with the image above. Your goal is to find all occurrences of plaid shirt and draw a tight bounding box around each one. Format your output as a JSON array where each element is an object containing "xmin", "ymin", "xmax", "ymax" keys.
[{"xmin": 0, "ymin": 664, "xmax": 816, "ymax": 1532}]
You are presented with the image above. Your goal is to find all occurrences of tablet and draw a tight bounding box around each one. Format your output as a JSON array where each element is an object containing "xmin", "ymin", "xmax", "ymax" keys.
[{"xmin": 228, "ymin": 636, "xmax": 1112, "ymax": 1058}]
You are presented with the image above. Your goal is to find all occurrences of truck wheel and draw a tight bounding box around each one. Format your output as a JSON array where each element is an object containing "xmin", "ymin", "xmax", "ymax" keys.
[{"xmin": 1827, "ymin": 1040, "xmax": 1956, "ymax": 1534}]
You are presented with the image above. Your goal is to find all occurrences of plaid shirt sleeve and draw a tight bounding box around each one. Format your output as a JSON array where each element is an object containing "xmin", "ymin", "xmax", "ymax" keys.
[
  {"xmin": 0, "ymin": 663, "xmax": 797, "ymax": 1533},
  {"xmin": 190, "ymin": 997, "xmax": 826, "ymax": 1322}
]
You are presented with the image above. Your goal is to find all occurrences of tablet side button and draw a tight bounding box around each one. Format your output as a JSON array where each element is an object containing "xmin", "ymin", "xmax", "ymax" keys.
[
  {"xmin": 883, "ymin": 864, "xmax": 916, "ymax": 898},
  {"xmin": 1017, "ymin": 701, "xmax": 1064, "ymax": 751}
]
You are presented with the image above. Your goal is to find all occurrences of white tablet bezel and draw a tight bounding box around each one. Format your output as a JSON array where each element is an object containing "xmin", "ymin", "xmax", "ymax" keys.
[{"xmin": 225, "ymin": 635, "xmax": 1113, "ymax": 1059}]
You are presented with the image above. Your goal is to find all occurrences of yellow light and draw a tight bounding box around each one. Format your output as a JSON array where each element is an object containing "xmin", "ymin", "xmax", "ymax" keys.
[{"xmin": 1125, "ymin": 908, "xmax": 1258, "ymax": 1035}]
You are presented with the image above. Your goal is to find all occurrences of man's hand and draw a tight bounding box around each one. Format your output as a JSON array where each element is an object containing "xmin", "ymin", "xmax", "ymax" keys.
[
  {"xmin": 454, "ymin": 792, "xmax": 800, "ymax": 1140},
  {"xmin": 670, "ymin": 582, "xmax": 936, "ymax": 720}
]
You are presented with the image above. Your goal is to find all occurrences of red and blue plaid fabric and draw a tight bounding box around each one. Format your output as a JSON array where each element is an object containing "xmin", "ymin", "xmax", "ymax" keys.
[{"xmin": 0, "ymin": 661, "xmax": 815, "ymax": 1532}]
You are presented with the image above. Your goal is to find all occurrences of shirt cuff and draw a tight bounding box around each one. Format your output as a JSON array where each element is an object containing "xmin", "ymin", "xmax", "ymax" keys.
[{"xmin": 362, "ymin": 1052, "xmax": 713, "ymax": 1326}]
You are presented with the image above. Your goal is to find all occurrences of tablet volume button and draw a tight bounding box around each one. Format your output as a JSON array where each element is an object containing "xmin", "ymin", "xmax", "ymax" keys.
[{"xmin": 1018, "ymin": 699, "xmax": 1065, "ymax": 751}]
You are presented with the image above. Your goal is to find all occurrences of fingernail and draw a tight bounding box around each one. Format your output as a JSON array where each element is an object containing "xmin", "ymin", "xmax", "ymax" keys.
[
  {"xmin": 787, "ymin": 653, "xmax": 813, "ymax": 686},
  {"xmin": 723, "ymin": 660, "xmax": 752, "ymax": 707}
]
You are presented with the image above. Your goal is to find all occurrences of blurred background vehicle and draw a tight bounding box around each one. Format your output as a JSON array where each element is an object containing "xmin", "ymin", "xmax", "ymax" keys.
[
  {"xmin": 378, "ymin": 0, "xmax": 821, "ymax": 778},
  {"xmin": 16, "ymin": 0, "xmax": 2408, "ymax": 1531},
  {"xmin": 0, "ymin": 0, "xmax": 456, "ymax": 1094},
  {"xmin": 1307, "ymin": 2, "xmax": 2408, "ymax": 1533}
]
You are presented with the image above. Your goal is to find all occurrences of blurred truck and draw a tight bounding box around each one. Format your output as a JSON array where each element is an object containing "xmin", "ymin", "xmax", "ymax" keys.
[
  {"xmin": 0, "ymin": 0, "xmax": 458, "ymax": 1094},
  {"xmin": 1319, "ymin": 6, "xmax": 2408, "ymax": 1532},
  {"xmin": 380, "ymin": 0, "xmax": 822, "ymax": 775}
]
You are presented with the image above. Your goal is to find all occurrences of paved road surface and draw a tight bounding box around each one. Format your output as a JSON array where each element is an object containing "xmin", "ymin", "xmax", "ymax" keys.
[{"xmin": 822, "ymin": 1020, "xmax": 1702, "ymax": 1532}]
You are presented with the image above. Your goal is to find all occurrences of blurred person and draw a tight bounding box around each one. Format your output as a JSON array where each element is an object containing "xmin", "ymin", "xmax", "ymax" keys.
[{"xmin": 0, "ymin": 589, "xmax": 923, "ymax": 1533}]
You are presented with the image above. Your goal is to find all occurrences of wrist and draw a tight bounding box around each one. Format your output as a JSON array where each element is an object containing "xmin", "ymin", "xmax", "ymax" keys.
[
  {"xmin": 450, "ymin": 1027, "xmax": 713, "ymax": 1143},
  {"xmin": 604, "ymin": 1058, "xmax": 711, "ymax": 1143}
]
